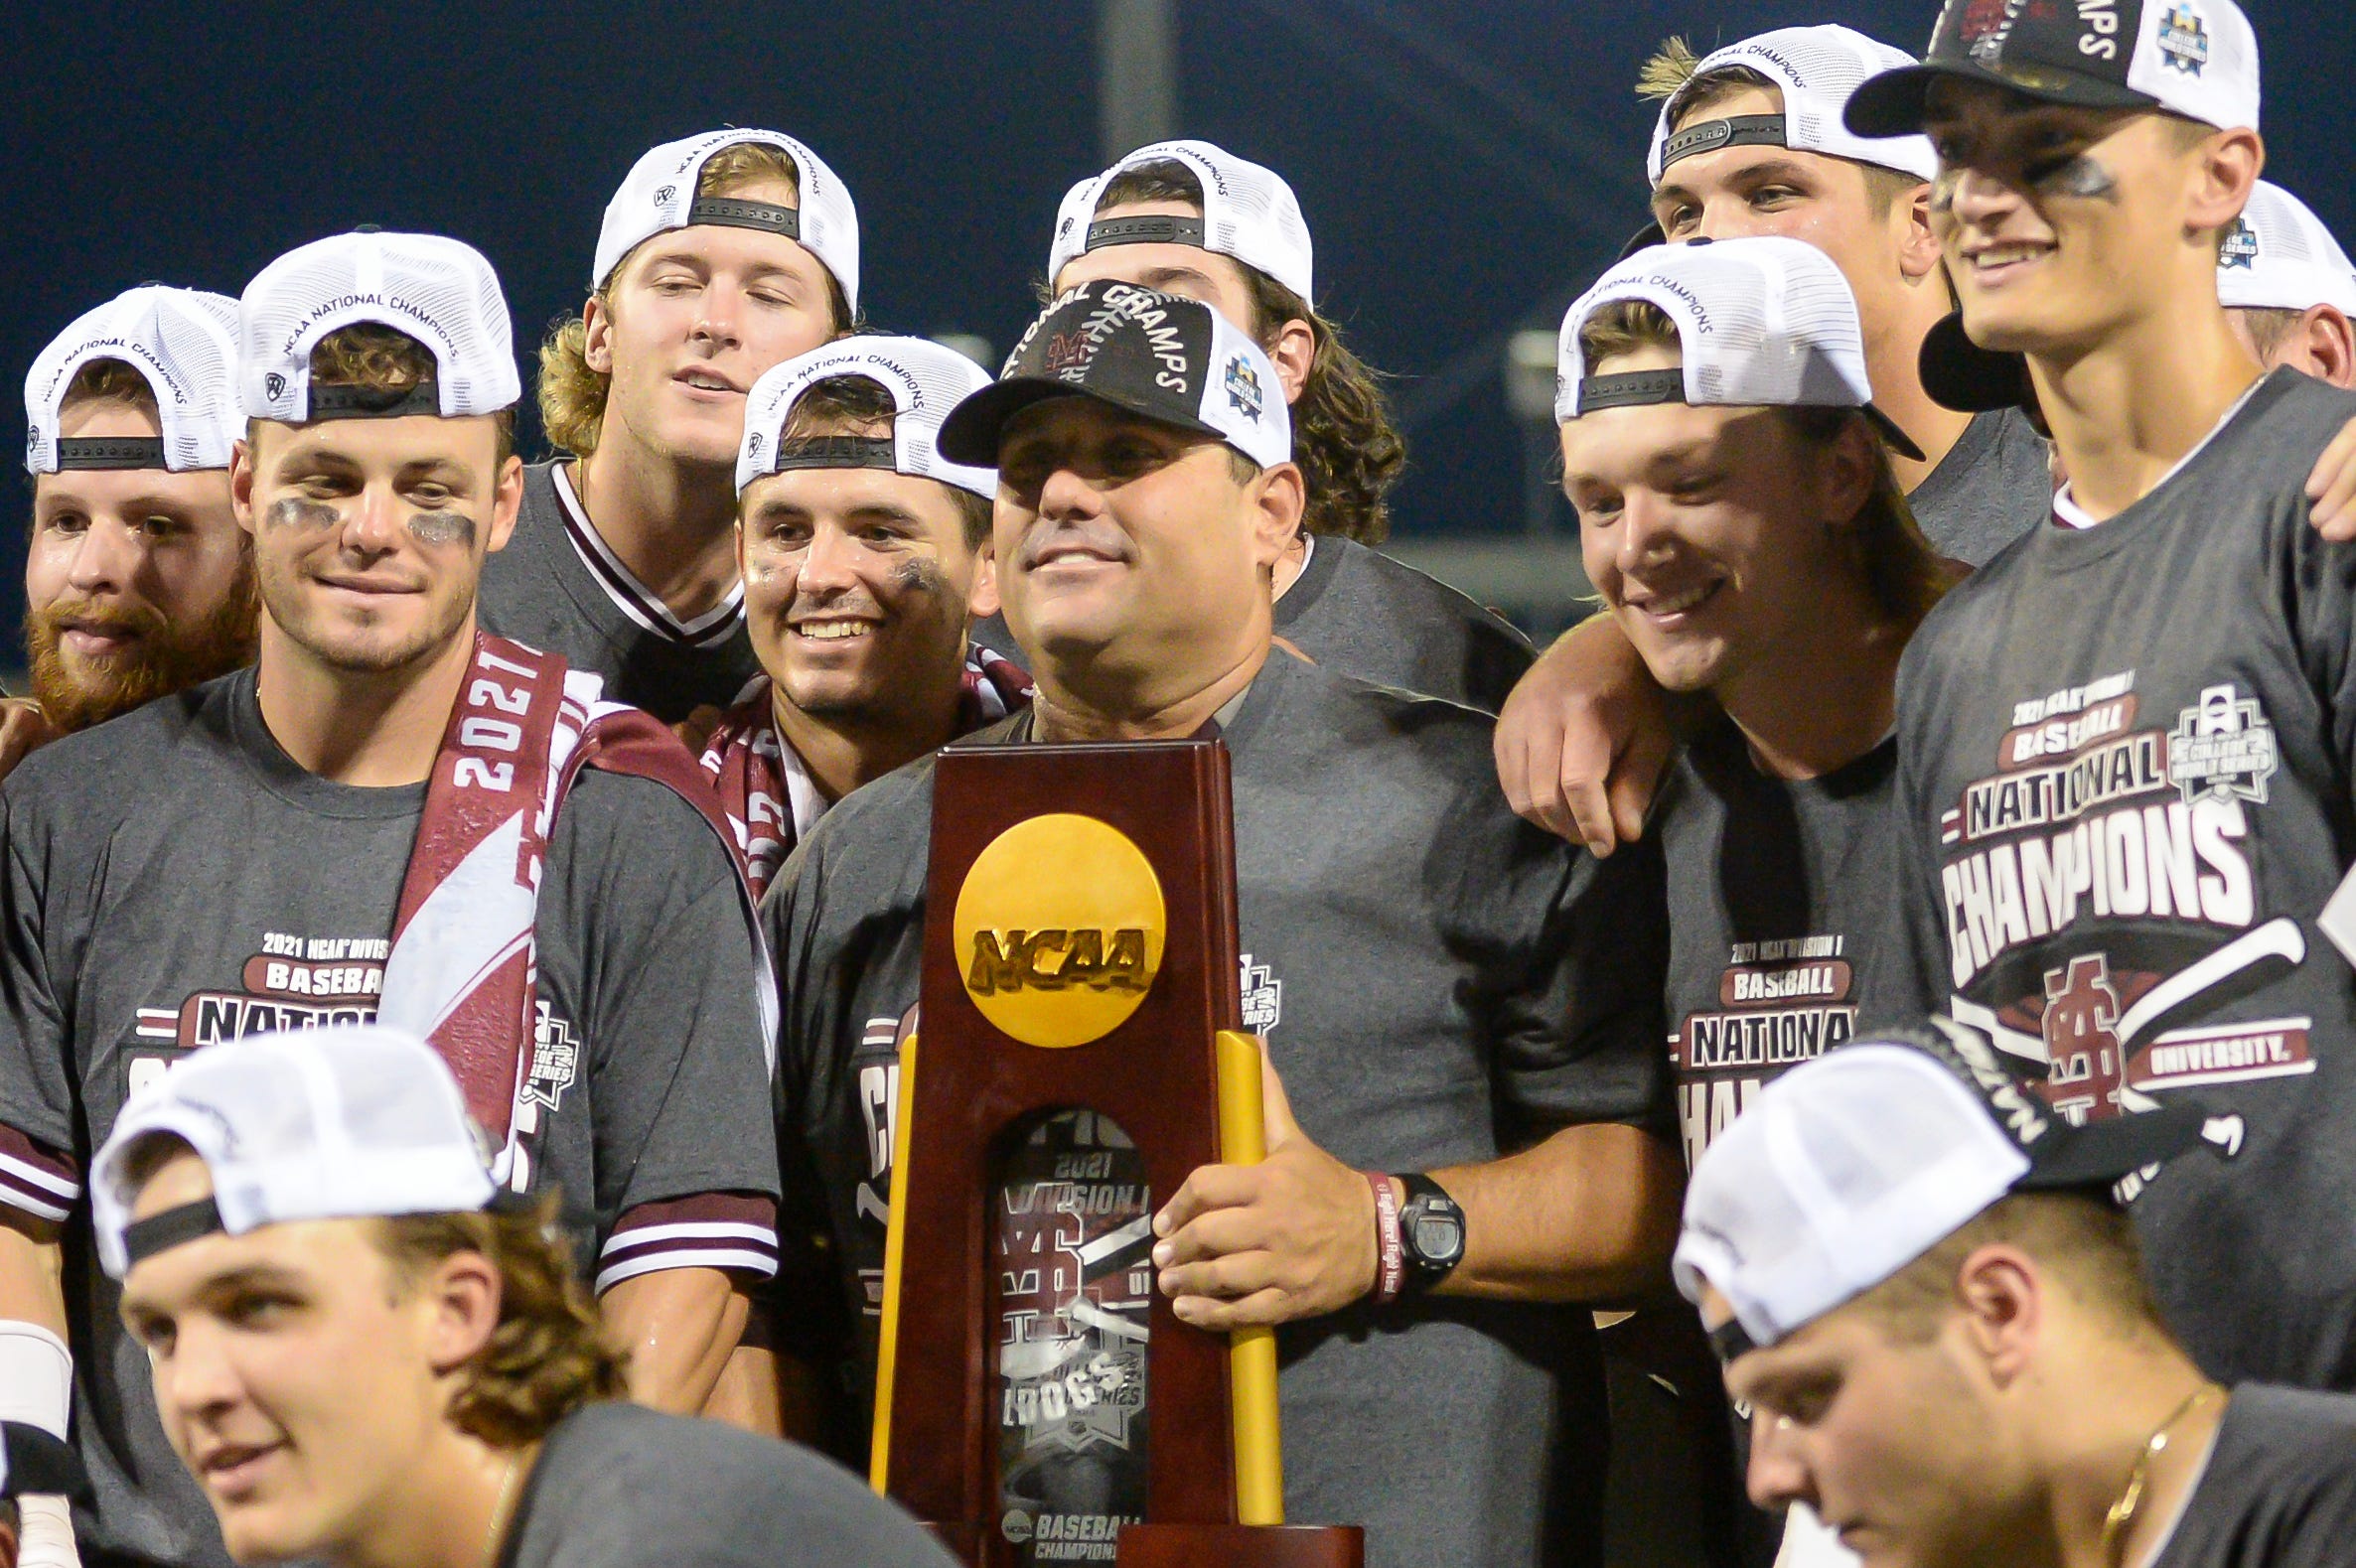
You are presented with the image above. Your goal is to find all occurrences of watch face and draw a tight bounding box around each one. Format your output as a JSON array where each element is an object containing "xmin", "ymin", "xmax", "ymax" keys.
[{"xmin": 1409, "ymin": 1212, "xmax": 1465, "ymax": 1265}]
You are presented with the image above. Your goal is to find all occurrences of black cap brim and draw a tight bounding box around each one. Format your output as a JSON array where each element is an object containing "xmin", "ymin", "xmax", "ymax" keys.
[
  {"xmin": 1616, "ymin": 219, "xmax": 1668, "ymax": 264},
  {"xmin": 1920, "ymin": 310, "xmax": 2033, "ymax": 414},
  {"xmin": 3, "ymin": 1421, "xmax": 93, "ymax": 1503},
  {"xmin": 937, "ymin": 376, "xmax": 1226, "ymax": 468},
  {"xmin": 1863, "ymin": 405, "xmax": 1928, "ymax": 463},
  {"xmin": 1845, "ymin": 59, "xmax": 2156, "ymax": 140},
  {"xmin": 2017, "ymin": 1099, "xmax": 2222, "ymax": 1191}
]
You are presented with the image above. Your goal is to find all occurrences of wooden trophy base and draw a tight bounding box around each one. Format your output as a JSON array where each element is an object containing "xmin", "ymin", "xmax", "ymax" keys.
[{"xmin": 1116, "ymin": 1523, "xmax": 1365, "ymax": 1567}]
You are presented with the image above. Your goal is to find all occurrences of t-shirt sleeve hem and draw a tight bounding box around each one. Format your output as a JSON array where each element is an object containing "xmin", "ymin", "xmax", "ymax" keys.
[
  {"xmin": 0, "ymin": 1124, "xmax": 78, "ymax": 1222},
  {"xmin": 596, "ymin": 1191, "xmax": 780, "ymax": 1293}
]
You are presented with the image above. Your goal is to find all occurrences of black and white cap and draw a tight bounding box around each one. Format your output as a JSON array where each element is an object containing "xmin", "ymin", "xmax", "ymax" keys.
[
  {"xmin": 1847, "ymin": 0, "xmax": 2261, "ymax": 138},
  {"xmin": 2218, "ymin": 180, "xmax": 2356, "ymax": 315},
  {"xmin": 1675, "ymin": 1019, "xmax": 2231, "ymax": 1361},
  {"xmin": 938, "ymin": 281, "xmax": 1291, "ymax": 471},
  {"xmin": 238, "ymin": 230, "xmax": 520, "ymax": 425},
  {"xmin": 737, "ymin": 336, "xmax": 996, "ymax": 499},
  {"xmin": 1046, "ymin": 139, "xmax": 1315, "ymax": 304},
  {"xmin": 592, "ymin": 129, "xmax": 859, "ymax": 314},
  {"xmin": 89, "ymin": 1024, "xmax": 498, "ymax": 1280},
  {"xmin": 0, "ymin": 1421, "xmax": 91, "ymax": 1503},
  {"xmin": 1648, "ymin": 26, "xmax": 1938, "ymax": 186},
  {"xmin": 1555, "ymin": 235, "xmax": 1925, "ymax": 459},
  {"xmin": 23, "ymin": 287, "xmax": 239, "ymax": 475}
]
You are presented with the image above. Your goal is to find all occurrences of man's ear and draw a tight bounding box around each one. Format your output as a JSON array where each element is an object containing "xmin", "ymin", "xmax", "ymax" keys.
[
  {"xmin": 967, "ymin": 538, "xmax": 1001, "ymax": 620},
  {"xmin": 2298, "ymin": 305, "xmax": 2356, "ymax": 390},
  {"xmin": 230, "ymin": 438, "xmax": 259, "ymax": 538},
  {"xmin": 581, "ymin": 294, "xmax": 615, "ymax": 376},
  {"xmin": 1821, "ymin": 416, "xmax": 1881, "ymax": 531},
  {"xmin": 1896, "ymin": 182, "xmax": 1944, "ymax": 286},
  {"xmin": 486, "ymin": 453, "xmax": 524, "ymax": 556},
  {"xmin": 1952, "ymin": 1242, "xmax": 2044, "ymax": 1390},
  {"xmin": 1268, "ymin": 318, "xmax": 1316, "ymax": 405},
  {"xmin": 419, "ymin": 1248, "xmax": 505, "ymax": 1377},
  {"xmin": 1249, "ymin": 461, "xmax": 1307, "ymax": 572},
  {"xmin": 2189, "ymin": 128, "xmax": 2265, "ymax": 241}
]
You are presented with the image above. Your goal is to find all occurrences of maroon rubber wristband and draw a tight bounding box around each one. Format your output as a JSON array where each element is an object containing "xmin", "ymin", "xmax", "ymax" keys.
[{"xmin": 1367, "ymin": 1172, "xmax": 1404, "ymax": 1306}]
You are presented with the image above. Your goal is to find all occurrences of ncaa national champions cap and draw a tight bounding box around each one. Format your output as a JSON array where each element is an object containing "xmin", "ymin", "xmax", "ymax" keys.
[
  {"xmin": 2218, "ymin": 180, "xmax": 2356, "ymax": 315},
  {"xmin": 1674, "ymin": 1019, "xmax": 2232, "ymax": 1361},
  {"xmin": 592, "ymin": 129, "xmax": 861, "ymax": 314},
  {"xmin": 89, "ymin": 1023, "xmax": 500, "ymax": 1280},
  {"xmin": 1555, "ymin": 235, "xmax": 1926, "ymax": 460},
  {"xmin": 1921, "ymin": 177, "xmax": 2355, "ymax": 413},
  {"xmin": 937, "ymin": 281, "xmax": 1292, "ymax": 471},
  {"xmin": 737, "ymin": 336, "xmax": 996, "ymax": 499},
  {"xmin": 238, "ymin": 229, "xmax": 520, "ymax": 424},
  {"xmin": 1046, "ymin": 139, "xmax": 1316, "ymax": 304},
  {"xmin": 1648, "ymin": 26, "xmax": 1939, "ymax": 186},
  {"xmin": 1845, "ymin": 0, "xmax": 2262, "ymax": 138},
  {"xmin": 24, "ymin": 287, "xmax": 240, "ymax": 475}
]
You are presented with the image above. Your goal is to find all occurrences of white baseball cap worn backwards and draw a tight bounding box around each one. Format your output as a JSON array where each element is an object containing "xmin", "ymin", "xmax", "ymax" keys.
[
  {"xmin": 1675, "ymin": 1020, "xmax": 2229, "ymax": 1363},
  {"xmin": 2217, "ymin": 180, "xmax": 2356, "ymax": 316},
  {"xmin": 1555, "ymin": 234, "xmax": 1925, "ymax": 460},
  {"xmin": 1648, "ymin": 26, "xmax": 1939, "ymax": 187},
  {"xmin": 238, "ymin": 228, "xmax": 520, "ymax": 425},
  {"xmin": 593, "ymin": 128, "xmax": 860, "ymax": 315},
  {"xmin": 90, "ymin": 1024, "xmax": 499, "ymax": 1280},
  {"xmin": 24, "ymin": 287, "xmax": 240, "ymax": 475},
  {"xmin": 737, "ymin": 335, "xmax": 996, "ymax": 499},
  {"xmin": 1047, "ymin": 139, "xmax": 1316, "ymax": 304}
]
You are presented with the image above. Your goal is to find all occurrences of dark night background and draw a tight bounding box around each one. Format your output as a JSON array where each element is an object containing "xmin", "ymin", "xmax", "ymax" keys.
[{"xmin": 3, "ymin": 0, "xmax": 2347, "ymax": 640}]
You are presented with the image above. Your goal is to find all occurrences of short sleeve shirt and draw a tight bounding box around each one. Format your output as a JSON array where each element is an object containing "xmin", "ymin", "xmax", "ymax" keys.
[
  {"xmin": 2151, "ymin": 1385, "xmax": 2356, "ymax": 1568},
  {"xmin": 1907, "ymin": 408, "xmax": 2052, "ymax": 567},
  {"xmin": 767, "ymin": 651, "xmax": 1667, "ymax": 1568},
  {"xmin": 478, "ymin": 461, "xmax": 765, "ymax": 723},
  {"xmin": 500, "ymin": 1402, "xmax": 957, "ymax": 1568},
  {"xmin": 0, "ymin": 670, "xmax": 780, "ymax": 1568},
  {"xmin": 1894, "ymin": 369, "xmax": 2356, "ymax": 1391}
]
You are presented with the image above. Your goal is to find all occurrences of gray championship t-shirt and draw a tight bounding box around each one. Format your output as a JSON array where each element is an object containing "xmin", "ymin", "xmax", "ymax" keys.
[
  {"xmin": 1895, "ymin": 369, "xmax": 2356, "ymax": 1390},
  {"xmin": 768, "ymin": 650, "xmax": 1669, "ymax": 1568},
  {"xmin": 1907, "ymin": 407, "xmax": 2052, "ymax": 567},
  {"xmin": 973, "ymin": 535, "xmax": 1535, "ymax": 714},
  {"xmin": 1654, "ymin": 717, "xmax": 1937, "ymax": 1172},
  {"xmin": 499, "ymin": 1402, "xmax": 955, "ymax": 1568},
  {"xmin": 2150, "ymin": 1385, "xmax": 2356, "ymax": 1568},
  {"xmin": 478, "ymin": 461, "xmax": 765, "ymax": 723},
  {"xmin": 0, "ymin": 670, "xmax": 780, "ymax": 1568}
]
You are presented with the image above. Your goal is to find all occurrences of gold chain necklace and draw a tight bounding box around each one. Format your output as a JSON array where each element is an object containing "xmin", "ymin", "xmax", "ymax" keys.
[
  {"xmin": 480, "ymin": 1449, "xmax": 524, "ymax": 1568},
  {"xmin": 2102, "ymin": 1382, "xmax": 2223, "ymax": 1561}
]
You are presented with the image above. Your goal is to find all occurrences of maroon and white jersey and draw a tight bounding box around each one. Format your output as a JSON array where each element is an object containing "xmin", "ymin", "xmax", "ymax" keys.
[{"xmin": 0, "ymin": 668, "xmax": 779, "ymax": 1568}]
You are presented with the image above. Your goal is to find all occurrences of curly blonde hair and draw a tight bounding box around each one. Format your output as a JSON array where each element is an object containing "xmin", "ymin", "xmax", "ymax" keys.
[
  {"xmin": 263, "ymin": 323, "xmax": 515, "ymax": 460},
  {"xmin": 539, "ymin": 142, "xmax": 854, "ymax": 457},
  {"xmin": 377, "ymin": 1200, "xmax": 628, "ymax": 1446}
]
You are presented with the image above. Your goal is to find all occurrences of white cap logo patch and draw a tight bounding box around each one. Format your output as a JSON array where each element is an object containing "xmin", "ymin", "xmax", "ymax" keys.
[{"xmin": 2158, "ymin": 1, "xmax": 2211, "ymax": 73}]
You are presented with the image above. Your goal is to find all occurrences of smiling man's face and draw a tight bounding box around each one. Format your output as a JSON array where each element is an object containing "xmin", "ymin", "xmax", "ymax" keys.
[
  {"xmin": 26, "ymin": 395, "xmax": 255, "ymax": 730},
  {"xmin": 1561, "ymin": 344, "xmax": 1863, "ymax": 699},
  {"xmin": 234, "ymin": 414, "xmax": 518, "ymax": 678},
  {"xmin": 118, "ymin": 1152, "xmax": 458, "ymax": 1567}
]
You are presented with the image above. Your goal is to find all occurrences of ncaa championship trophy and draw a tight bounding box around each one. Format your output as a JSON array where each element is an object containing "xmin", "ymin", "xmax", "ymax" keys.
[{"xmin": 870, "ymin": 736, "xmax": 1363, "ymax": 1567}]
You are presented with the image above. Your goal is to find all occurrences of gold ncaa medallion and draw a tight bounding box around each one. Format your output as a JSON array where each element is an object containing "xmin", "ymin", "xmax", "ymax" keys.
[{"xmin": 953, "ymin": 813, "xmax": 1166, "ymax": 1048}]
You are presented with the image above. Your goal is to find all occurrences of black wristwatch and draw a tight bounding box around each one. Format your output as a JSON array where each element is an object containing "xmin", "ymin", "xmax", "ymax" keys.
[{"xmin": 1393, "ymin": 1174, "xmax": 1465, "ymax": 1294}]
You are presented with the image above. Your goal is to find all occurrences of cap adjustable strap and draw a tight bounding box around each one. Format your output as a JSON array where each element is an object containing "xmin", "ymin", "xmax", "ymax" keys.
[
  {"xmin": 1707, "ymin": 1316, "xmax": 1761, "ymax": 1365},
  {"xmin": 687, "ymin": 197, "xmax": 803, "ymax": 241},
  {"xmin": 56, "ymin": 437, "xmax": 169, "ymax": 471},
  {"xmin": 1579, "ymin": 368, "xmax": 1688, "ymax": 412},
  {"xmin": 307, "ymin": 380, "xmax": 442, "ymax": 420},
  {"xmin": 769, "ymin": 435, "xmax": 897, "ymax": 475},
  {"xmin": 1085, "ymin": 214, "xmax": 1208, "ymax": 252},
  {"xmin": 122, "ymin": 1197, "xmax": 225, "ymax": 1267},
  {"xmin": 1660, "ymin": 114, "xmax": 1789, "ymax": 173}
]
